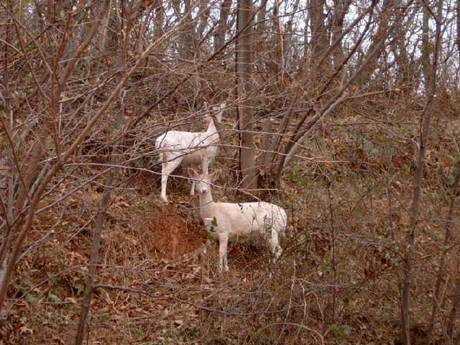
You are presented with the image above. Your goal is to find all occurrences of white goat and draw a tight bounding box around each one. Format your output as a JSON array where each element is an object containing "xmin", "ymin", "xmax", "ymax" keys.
[
  {"xmin": 155, "ymin": 104, "xmax": 224, "ymax": 202},
  {"xmin": 194, "ymin": 173, "xmax": 288, "ymax": 272}
]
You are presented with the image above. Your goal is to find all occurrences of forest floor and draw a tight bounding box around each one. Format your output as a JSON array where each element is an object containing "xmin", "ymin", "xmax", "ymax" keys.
[{"xmin": 1, "ymin": 108, "xmax": 460, "ymax": 345}]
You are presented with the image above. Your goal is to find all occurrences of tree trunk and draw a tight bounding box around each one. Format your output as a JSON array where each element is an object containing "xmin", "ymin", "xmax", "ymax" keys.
[
  {"xmin": 254, "ymin": 0, "xmax": 266, "ymax": 54},
  {"xmin": 421, "ymin": 4, "xmax": 432, "ymax": 95},
  {"xmin": 354, "ymin": 0, "xmax": 395, "ymax": 87},
  {"xmin": 310, "ymin": 0, "xmax": 331, "ymax": 83},
  {"xmin": 429, "ymin": 161, "xmax": 459, "ymax": 342},
  {"xmin": 214, "ymin": 0, "xmax": 232, "ymax": 53},
  {"xmin": 172, "ymin": 0, "xmax": 196, "ymax": 60},
  {"xmin": 271, "ymin": 0, "xmax": 284, "ymax": 80},
  {"xmin": 400, "ymin": 1, "xmax": 443, "ymax": 344},
  {"xmin": 457, "ymin": 0, "xmax": 460, "ymax": 59},
  {"xmin": 74, "ymin": 173, "xmax": 114, "ymax": 345},
  {"xmin": 197, "ymin": 0, "xmax": 210, "ymax": 40},
  {"xmin": 331, "ymin": 0, "xmax": 352, "ymax": 69},
  {"xmin": 447, "ymin": 268, "xmax": 460, "ymax": 342},
  {"xmin": 236, "ymin": 0, "xmax": 257, "ymax": 190},
  {"xmin": 75, "ymin": 1, "xmax": 125, "ymax": 342},
  {"xmin": 153, "ymin": 0, "xmax": 165, "ymax": 43}
]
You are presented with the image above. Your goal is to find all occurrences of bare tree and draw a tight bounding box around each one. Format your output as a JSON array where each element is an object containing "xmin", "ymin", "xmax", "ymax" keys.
[
  {"xmin": 400, "ymin": 1, "xmax": 444, "ymax": 344},
  {"xmin": 457, "ymin": 0, "xmax": 460, "ymax": 59},
  {"xmin": 354, "ymin": 0, "xmax": 396, "ymax": 87},
  {"xmin": 172, "ymin": 0, "xmax": 197, "ymax": 60},
  {"xmin": 74, "ymin": 2, "xmax": 126, "ymax": 343},
  {"xmin": 428, "ymin": 160, "xmax": 460, "ymax": 343},
  {"xmin": 271, "ymin": 0, "xmax": 284, "ymax": 81},
  {"xmin": 310, "ymin": 0, "xmax": 331, "ymax": 83},
  {"xmin": 236, "ymin": 0, "xmax": 257, "ymax": 190},
  {"xmin": 214, "ymin": 0, "xmax": 232, "ymax": 53},
  {"xmin": 0, "ymin": 0, "xmax": 186, "ymax": 312},
  {"xmin": 330, "ymin": 0, "xmax": 352, "ymax": 69}
]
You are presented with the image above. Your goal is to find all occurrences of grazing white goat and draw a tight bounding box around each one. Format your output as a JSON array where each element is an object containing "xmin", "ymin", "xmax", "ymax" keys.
[
  {"xmin": 194, "ymin": 173, "xmax": 288, "ymax": 272},
  {"xmin": 155, "ymin": 104, "xmax": 224, "ymax": 202}
]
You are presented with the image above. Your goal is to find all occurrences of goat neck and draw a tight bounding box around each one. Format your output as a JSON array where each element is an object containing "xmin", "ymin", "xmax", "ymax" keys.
[{"xmin": 198, "ymin": 188, "xmax": 214, "ymax": 216}]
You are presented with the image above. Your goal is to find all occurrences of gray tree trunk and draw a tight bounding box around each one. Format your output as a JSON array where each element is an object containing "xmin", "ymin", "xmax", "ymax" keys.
[
  {"xmin": 400, "ymin": 1, "xmax": 443, "ymax": 344},
  {"xmin": 236, "ymin": 0, "xmax": 257, "ymax": 190},
  {"xmin": 214, "ymin": 0, "xmax": 232, "ymax": 53}
]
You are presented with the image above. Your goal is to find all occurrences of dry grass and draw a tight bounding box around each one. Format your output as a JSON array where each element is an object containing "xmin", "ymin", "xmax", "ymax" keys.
[{"xmin": 1, "ymin": 97, "xmax": 460, "ymax": 345}]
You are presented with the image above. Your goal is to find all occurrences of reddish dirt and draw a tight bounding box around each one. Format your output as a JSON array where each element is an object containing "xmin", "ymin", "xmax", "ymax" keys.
[{"xmin": 143, "ymin": 212, "xmax": 206, "ymax": 260}]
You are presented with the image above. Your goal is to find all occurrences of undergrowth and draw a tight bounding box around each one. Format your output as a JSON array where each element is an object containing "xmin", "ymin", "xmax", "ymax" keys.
[{"xmin": 2, "ymin": 99, "xmax": 459, "ymax": 345}]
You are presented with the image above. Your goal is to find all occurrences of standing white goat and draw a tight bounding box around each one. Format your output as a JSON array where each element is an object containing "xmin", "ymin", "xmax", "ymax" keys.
[
  {"xmin": 155, "ymin": 104, "xmax": 224, "ymax": 202},
  {"xmin": 194, "ymin": 173, "xmax": 288, "ymax": 272}
]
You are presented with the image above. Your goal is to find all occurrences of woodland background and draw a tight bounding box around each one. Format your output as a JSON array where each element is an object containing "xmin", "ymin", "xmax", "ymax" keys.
[{"xmin": 0, "ymin": 0, "xmax": 460, "ymax": 344}]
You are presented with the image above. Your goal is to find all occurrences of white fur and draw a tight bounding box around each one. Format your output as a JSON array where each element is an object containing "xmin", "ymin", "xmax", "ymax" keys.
[
  {"xmin": 155, "ymin": 104, "xmax": 224, "ymax": 202},
  {"xmin": 195, "ymin": 174, "xmax": 287, "ymax": 272}
]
